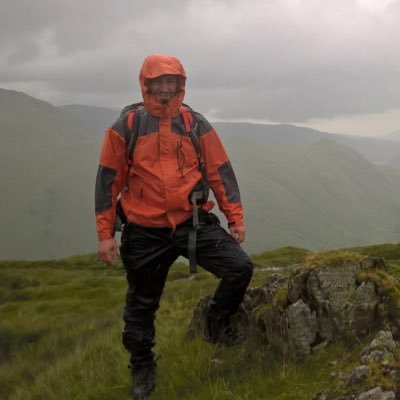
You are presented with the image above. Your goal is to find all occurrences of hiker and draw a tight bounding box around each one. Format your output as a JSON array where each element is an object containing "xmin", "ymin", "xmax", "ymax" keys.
[{"xmin": 95, "ymin": 54, "xmax": 253, "ymax": 399}]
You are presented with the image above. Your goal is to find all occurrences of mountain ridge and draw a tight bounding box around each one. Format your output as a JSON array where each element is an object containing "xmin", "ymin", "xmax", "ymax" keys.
[{"xmin": 2, "ymin": 89, "xmax": 400, "ymax": 259}]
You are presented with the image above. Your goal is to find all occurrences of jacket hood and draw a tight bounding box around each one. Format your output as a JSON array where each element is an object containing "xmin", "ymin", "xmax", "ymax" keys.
[{"xmin": 139, "ymin": 54, "xmax": 186, "ymax": 118}]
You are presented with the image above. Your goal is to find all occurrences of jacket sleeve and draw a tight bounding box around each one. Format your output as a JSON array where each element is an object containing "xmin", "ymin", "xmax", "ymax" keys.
[
  {"xmin": 95, "ymin": 126, "xmax": 127, "ymax": 241},
  {"xmin": 197, "ymin": 115, "xmax": 244, "ymax": 227}
]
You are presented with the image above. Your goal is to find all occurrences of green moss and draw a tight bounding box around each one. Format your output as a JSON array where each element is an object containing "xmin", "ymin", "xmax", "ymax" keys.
[
  {"xmin": 302, "ymin": 250, "xmax": 364, "ymax": 271},
  {"xmin": 363, "ymin": 362, "xmax": 396, "ymax": 392},
  {"xmin": 273, "ymin": 286, "xmax": 289, "ymax": 308},
  {"xmin": 357, "ymin": 268, "xmax": 400, "ymax": 328},
  {"xmin": 357, "ymin": 269, "xmax": 400, "ymax": 297}
]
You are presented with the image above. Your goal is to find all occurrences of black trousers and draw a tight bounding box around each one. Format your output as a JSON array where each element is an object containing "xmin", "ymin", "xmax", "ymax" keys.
[{"xmin": 119, "ymin": 211, "xmax": 253, "ymax": 367}]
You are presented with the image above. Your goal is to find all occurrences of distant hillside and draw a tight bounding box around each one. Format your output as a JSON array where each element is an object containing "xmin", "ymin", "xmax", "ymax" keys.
[
  {"xmin": 0, "ymin": 89, "xmax": 101, "ymax": 259},
  {"xmin": 389, "ymin": 155, "xmax": 400, "ymax": 172},
  {"xmin": 59, "ymin": 104, "xmax": 119, "ymax": 135},
  {"xmin": 63, "ymin": 104, "xmax": 400, "ymax": 165},
  {"xmin": 2, "ymin": 89, "xmax": 400, "ymax": 259},
  {"xmin": 213, "ymin": 122, "xmax": 400, "ymax": 165},
  {"xmin": 225, "ymin": 137, "xmax": 400, "ymax": 252},
  {"xmin": 387, "ymin": 129, "xmax": 400, "ymax": 142}
]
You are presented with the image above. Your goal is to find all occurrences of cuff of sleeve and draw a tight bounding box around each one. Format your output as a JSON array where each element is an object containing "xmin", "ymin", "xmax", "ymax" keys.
[
  {"xmin": 98, "ymin": 232, "xmax": 114, "ymax": 241},
  {"xmin": 228, "ymin": 217, "xmax": 243, "ymax": 228}
]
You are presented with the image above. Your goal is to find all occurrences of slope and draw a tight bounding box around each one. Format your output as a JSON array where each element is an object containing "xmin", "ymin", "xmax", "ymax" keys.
[
  {"xmin": 0, "ymin": 89, "xmax": 102, "ymax": 259},
  {"xmin": 3, "ymin": 91, "xmax": 400, "ymax": 258},
  {"xmin": 225, "ymin": 138, "xmax": 400, "ymax": 252},
  {"xmin": 2, "ymin": 244, "xmax": 400, "ymax": 399}
]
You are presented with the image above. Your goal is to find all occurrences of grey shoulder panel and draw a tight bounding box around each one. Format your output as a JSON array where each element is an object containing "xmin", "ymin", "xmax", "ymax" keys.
[
  {"xmin": 171, "ymin": 110, "xmax": 213, "ymax": 137},
  {"xmin": 110, "ymin": 116, "xmax": 126, "ymax": 139},
  {"xmin": 137, "ymin": 109, "xmax": 159, "ymax": 136},
  {"xmin": 111, "ymin": 107, "xmax": 159, "ymax": 144},
  {"xmin": 95, "ymin": 165, "xmax": 117, "ymax": 214},
  {"xmin": 171, "ymin": 115, "xmax": 187, "ymax": 136},
  {"xmin": 218, "ymin": 161, "xmax": 241, "ymax": 203},
  {"xmin": 192, "ymin": 111, "xmax": 213, "ymax": 136}
]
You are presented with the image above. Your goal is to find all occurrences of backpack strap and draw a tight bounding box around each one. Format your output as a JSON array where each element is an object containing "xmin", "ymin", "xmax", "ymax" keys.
[
  {"xmin": 181, "ymin": 106, "xmax": 206, "ymax": 179},
  {"xmin": 181, "ymin": 105, "xmax": 210, "ymax": 274},
  {"xmin": 115, "ymin": 104, "xmax": 142, "ymax": 233},
  {"xmin": 122, "ymin": 102, "xmax": 144, "ymax": 165},
  {"xmin": 181, "ymin": 106, "xmax": 201, "ymax": 157},
  {"xmin": 126, "ymin": 109, "xmax": 137, "ymax": 165}
]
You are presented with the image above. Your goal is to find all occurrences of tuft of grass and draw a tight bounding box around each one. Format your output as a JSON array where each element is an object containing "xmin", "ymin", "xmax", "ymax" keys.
[
  {"xmin": 357, "ymin": 269, "xmax": 400, "ymax": 297},
  {"xmin": 357, "ymin": 268, "xmax": 400, "ymax": 327},
  {"xmin": 302, "ymin": 250, "xmax": 364, "ymax": 271}
]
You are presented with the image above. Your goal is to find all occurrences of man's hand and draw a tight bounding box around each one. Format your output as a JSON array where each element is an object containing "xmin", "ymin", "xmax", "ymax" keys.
[
  {"xmin": 229, "ymin": 225, "xmax": 246, "ymax": 244},
  {"xmin": 98, "ymin": 238, "xmax": 119, "ymax": 266}
]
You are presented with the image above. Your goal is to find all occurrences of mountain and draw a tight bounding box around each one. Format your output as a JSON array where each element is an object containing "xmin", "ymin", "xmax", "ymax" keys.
[
  {"xmin": 387, "ymin": 129, "xmax": 400, "ymax": 142},
  {"xmin": 225, "ymin": 137, "xmax": 400, "ymax": 252},
  {"xmin": 62, "ymin": 105, "xmax": 400, "ymax": 165},
  {"xmin": 59, "ymin": 104, "xmax": 119, "ymax": 135},
  {"xmin": 2, "ymin": 89, "xmax": 400, "ymax": 259},
  {"xmin": 0, "ymin": 89, "xmax": 102, "ymax": 259},
  {"xmin": 213, "ymin": 122, "xmax": 400, "ymax": 165}
]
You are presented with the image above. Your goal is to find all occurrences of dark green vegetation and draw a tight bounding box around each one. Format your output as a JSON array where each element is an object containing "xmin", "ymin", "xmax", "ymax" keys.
[
  {"xmin": 2, "ymin": 244, "xmax": 400, "ymax": 399},
  {"xmin": 3, "ymin": 88, "xmax": 400, "ymax": 259}
]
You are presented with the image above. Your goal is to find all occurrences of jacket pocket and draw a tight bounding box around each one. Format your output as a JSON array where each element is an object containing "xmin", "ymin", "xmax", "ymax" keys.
[{"xmin": 128, "ymin": 169, "xmax": 144, "ymax": 205}]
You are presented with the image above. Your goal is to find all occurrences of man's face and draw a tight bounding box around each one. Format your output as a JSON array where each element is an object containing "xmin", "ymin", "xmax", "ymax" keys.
[{"xmin": 148, "ymin": 74, "xmax": 179, "ymax": 103}]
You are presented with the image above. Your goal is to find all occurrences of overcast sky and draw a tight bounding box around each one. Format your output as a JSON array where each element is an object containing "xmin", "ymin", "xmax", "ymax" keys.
[{"xmin": 1, "ymin": 0, "xmax": 400, "ymax": 136}]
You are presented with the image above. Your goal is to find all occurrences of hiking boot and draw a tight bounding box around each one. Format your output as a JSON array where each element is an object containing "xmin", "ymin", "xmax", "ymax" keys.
[
  {"xmin": 204, "ymin": 318, "xmax": 242, "ymax": 346},
  {"xmin": 130, "ymin": 361, "xmax": 156, "ymax": 399}
]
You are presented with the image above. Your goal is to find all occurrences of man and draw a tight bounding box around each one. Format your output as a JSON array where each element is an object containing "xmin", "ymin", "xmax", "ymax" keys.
[{"xmin": 95, "ymin": 54, "xmax": 253, "ymax": 399}]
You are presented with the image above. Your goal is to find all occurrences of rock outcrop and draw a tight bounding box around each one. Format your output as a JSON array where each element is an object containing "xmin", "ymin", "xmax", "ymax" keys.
[
  {"xmin": 190, "ymin": 256, "xmax": 400, "ymax": 357},
  {"xmin": 189, "ymin": 256, "xmax": 400, "ymax": 399}
]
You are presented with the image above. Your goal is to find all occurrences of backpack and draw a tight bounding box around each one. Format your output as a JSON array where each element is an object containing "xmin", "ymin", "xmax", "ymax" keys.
[{"xmin": 115, "ymin": 102, "xmax": 209, "ymax": 273}]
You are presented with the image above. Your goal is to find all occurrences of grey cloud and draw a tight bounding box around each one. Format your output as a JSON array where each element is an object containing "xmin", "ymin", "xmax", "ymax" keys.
[
  {"xmin": 7, "ymin": 40, "xmax": 39, "ymax": 64},
  {"xmin": 1, "ymin": 0, "xmax": 400, "ymax": 122}
]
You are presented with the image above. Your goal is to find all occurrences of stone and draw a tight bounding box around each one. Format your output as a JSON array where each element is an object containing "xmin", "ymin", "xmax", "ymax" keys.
[
  {"xmin": 287, "ymin": 299, "xmax": 317, "ymax": 356},
  {"xmin": 288, "ymin": 270, "xmax": 309, "ymax": 304},
  {"xmin": 189, "ymin": 256, "xmax": 397, "ymax": 381},
  {"xmin": 367, "ymin": 331, "xmax": 396, "ymax": 353},
  {"xmin": 361, "ymin": 349, "xmax": 394, "ymax": 366},
  {"xmin": 361, "ymin": 257, "xmax": 387, "ymax": 271},
  {"xmin": 361, "ymin": 331, "xmax": 396, "ymax": 365},
  {"xmin": 356, "ymin": 387, "xmax": 395, "ymax": 400},
  {"xmin": 343, "ymin": 366, "xmax": 372, "ymax": 388},
  {"xmin": 353, "ymin": 282, "xmax": 379, "ymax": 335},
  {"xmin": 313, "ymin": 391, "xmax": 330, "ymax": 400},
  {"xmin": 187, "ymin": 295, "xmax": 212, "ymax": 338},
  {"xmin": 306, "ymin": 263, "xmax": 361, "ymax": 341}
]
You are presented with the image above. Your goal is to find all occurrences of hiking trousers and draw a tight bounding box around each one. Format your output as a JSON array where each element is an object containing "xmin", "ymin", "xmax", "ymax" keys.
[{"xmin": 119, "ymin": 211, "xmax": 253, "ymax": 367}]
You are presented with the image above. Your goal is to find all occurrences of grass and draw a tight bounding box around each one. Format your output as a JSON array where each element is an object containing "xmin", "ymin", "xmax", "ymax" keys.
[
  {"xmin": 2, "ymin": 244, "xmax": 400, "ymax": 399},
  {"xmin": 251, "ymin": 246, "xmax": 309, "ymax": 268},
  {"xmin": 302, "ymin": 250, "xmax": 364, "ymax": 270}
]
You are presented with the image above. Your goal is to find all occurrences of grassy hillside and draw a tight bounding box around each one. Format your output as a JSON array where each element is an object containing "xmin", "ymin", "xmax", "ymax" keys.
[
  {"xmin": 60, "ymin": 104, "xmax": 119, "ymax": 136},
  {"xmin": 214, "ymin": 122, "xmax": 400, "ymax": 164},
  {"xmin": 3, "ymin": 90, "xmax": 400, "ymax": 259},
  {"xmin": 2, "ymin": 244, "xmax": 400, "ymax": 399},
  {"xmin": 0, "ymin": 89, "xmax": 102, "ymax": 259},
  {"xmin": 226, "ymin": 138, "xmax": 400, "ymax": 252}
]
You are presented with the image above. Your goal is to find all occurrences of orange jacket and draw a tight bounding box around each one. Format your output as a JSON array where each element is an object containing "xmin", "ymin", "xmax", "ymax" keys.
[{"xmin": 95, "ymin": 54, "xmax": 243, "ymax": 241}]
